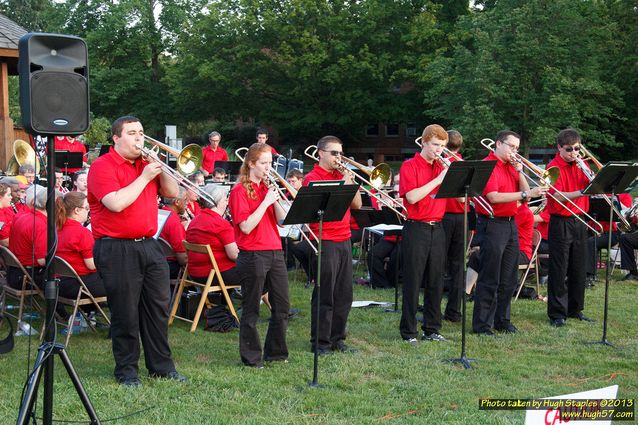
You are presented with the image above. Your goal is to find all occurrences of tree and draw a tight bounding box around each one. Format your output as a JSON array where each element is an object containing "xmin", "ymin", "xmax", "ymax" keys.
[{"xmin": 422, "ymin": 0, "xmax": 623, "ymax": 158}]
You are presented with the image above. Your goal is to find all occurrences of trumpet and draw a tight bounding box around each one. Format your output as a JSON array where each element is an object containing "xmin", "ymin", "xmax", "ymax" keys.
[
  {"xmin": 574, "ymin": 144, "xmax": 632, "ymax": 232},
  {"xmin": 303, "ymin": 145, "xmax": 406, "ymax": 220},
  {"xmin": 480, "ymin": 138, "xmax": 603, "ymax": 235},
  {"xmin": 135, "ymin": 136, "xmax": 219, "ymax": 208},
  {"xmin": 235, "ymin": 147, "xmax": 319, "ymax": 253}
]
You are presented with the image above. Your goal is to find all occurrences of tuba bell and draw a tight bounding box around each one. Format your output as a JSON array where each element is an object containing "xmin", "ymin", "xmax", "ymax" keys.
[{"xmin": 6, "ymin": 139, "xmax": 40, "ymax": 176}]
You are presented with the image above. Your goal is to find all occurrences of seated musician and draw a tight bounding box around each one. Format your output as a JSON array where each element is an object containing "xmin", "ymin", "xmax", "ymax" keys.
[
  {"xmin": 18, "ymin": 164, "xmax": 36, "ymax": 185},
  {"xmin": 185, "ymin": 184, "xmax": 239, "ymax": 284},
  {"xmin": 159, "ymin": 187, "xmax": 188, "ymax": 279},
  {"xmin": 213, "ymin": 168, "xmax": 227, "ymax": 183},
  {"xmin": 282, "ymin": 169, "xmax": 311, "ymax": 277},
  {"xmin": 55, "ymin": 192, "xmax": 106, "ymax": 306},
  {"xmin": 189, "ymin": 170, "xmax": 205, "ymax": 187},
  {"xmin": 0, "ymin": 183, "xmax": 13, "ymax": 247},
  {"xmin": 184, "ymin": 181, "xmax": 201, "ymax": 219},
  {"xmin": 618, "ymin": 203, "xmax": 638, "ymax": 281},
  {"xmin": 72, "ymin": 170, "xmax": 88, "ymax": 195},
  {"xmin": 585, "ymin": 193, "xmax": 632, "ymax": 286},
  {"xmin": 7, "ymin": 185, "xmax": 48, "ymax": 290},
  {"xmin": 55, "ymin": 168, "xmax": 70, "ymax": 194}
]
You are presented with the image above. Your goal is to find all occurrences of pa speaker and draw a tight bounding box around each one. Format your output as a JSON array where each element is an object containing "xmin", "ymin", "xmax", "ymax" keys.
[{"xmin": 18, "ymin": 33, "xmax": 89, "ymax": 135}]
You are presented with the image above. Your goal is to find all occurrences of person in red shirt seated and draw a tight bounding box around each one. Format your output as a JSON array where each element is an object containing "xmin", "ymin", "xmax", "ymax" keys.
[
  {"xmin": 55, "ymin": 168, "xmax": 70, "ymax": 194},
  {"xmin": 0, "ymin": 183, "xmax": 14, "ymax": 247},
  {"xmin": 55, "ymin": 192, "xmax": 106, "ymax": 306},
  {"xmin": 213, "ymin": 168, "xmax": 227, "ymax": 183},
  {"xmin": 19, "ymin": 164, "xmax": 36, "ymax": 185},
  {"xmin": 159, "ymin": 187, "xmax": 188, "ymax": 279},
  {"xmin": 256, "ymin": 128, "xmax": 278, "ymax": 156},
  {"xmin": 72, "ymin": 170, "xmax": 88, "ymax": 195},
  {"xmin": 7, "ymin": 185, "xmax": 48, "ymax": 290},
  {"xmin": 229, "ymin": 143, "xmax": 289, "ymax": 368},
  {"xmin": 200, "ymin": 131, "xmax": 228, "ymax": 177}
]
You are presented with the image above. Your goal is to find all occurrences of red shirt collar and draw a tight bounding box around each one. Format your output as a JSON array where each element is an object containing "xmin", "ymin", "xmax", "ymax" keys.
[
  {"xmin": 413, "ymin": 152, "xmax": 436, "ymax": 166},
  {"xmin": 108, "ymin": 146, "xmax": 140, "ymax": 166},
  {"xmin": 311, "ymin": 163, "xmax": 342, "ymax": 180},
  {"xmin": 551, "ymin": 152, "xmax": 576, "ymax": 167}
]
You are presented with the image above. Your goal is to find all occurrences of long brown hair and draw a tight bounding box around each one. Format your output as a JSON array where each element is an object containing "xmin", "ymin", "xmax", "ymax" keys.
[
  {"xmin": 239, "ymin": 143, "xmax": 272, "ymax": 200},
  {"xmin": 55, "ymin": 192, "xmax": 87, "ymax": 230}
]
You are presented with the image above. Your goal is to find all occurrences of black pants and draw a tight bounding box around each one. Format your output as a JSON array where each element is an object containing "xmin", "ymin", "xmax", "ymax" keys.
[
  {"xmin": 472, "ymin": 217, "xmax": 519, "ymax": 333},
  {"xmin": 619, "ymin": 231, "xmax": 638, "ymax": 272},
  {"xmin": 399, "ymin": 221, "xmax": 445, "ymax": 339},
  {"xmin": 442, "ymin": 212, "xmax": 465, "ymax": 320},
  {"xmin": 586, "ymin": 231, "xmax": 618, "ymax": 277},
  {"xmin": 94, "ymin": 238, "xmax": 175, "ymax": 381},
  {"xmin": 192, "ymin": 267, "xmax": 241, "ymax": 305},
  {"xmin": 309, "ymin": 240, "xmax": 353, "ymax": 350},
  {"xmin": 288, "ymin": 238, "xmax": 312, "ymax": 279},
  {"xmin": 538, "ymin": 239, "xmax": 549, "ymax": 277},
  {"xmin": 547, "ymin": 215, "xmax": 587, "ymax": 320},
  {"xmin": 367, "ymin": 239, "xmax": 400, "ymax": 288},
  {"xmin": 58, "ymin": 272, "xmax": 106, "ymax": 313},
  {"xmin": 236, "ymin": 250, "xmax": 289, "ymax": 366}
]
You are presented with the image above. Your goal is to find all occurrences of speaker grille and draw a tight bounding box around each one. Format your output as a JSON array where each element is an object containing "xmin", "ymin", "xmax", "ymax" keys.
[{"xmin": 28, "ymin": 71, "xmax": 89, "ymax": 134}]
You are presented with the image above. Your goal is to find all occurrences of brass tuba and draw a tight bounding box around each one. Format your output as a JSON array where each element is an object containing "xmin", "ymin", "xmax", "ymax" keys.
[{"xmin": 6, "ymin": 139, "xmax": 40, "ymax": 176}]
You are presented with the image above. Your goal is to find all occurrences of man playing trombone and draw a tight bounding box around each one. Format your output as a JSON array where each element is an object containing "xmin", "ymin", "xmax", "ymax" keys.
[
  {"xmin": 546, "ymin": 129, "xmax": 596, "ymax": 327},
  {"xmin": 88, "ymin": 116, "xmax": 186, "ymax": 386},
  {"xmin": 473, "ymin": 131, "xmax": 546, "ymax": 336}
]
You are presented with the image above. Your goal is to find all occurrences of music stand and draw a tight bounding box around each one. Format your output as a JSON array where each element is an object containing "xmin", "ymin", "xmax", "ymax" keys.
[
  {"xmin": 54, "ymin": 151, "xmax": 83, "ymax": 176},
  {"xmin": 283, "ymin": 183, "xmax": 359, "ymax": 387},
  {"xmin": 582, "ymin": 161, "xmax": 638, "ymax": 347},
  {"xmin": 98, "ymin": 144, "xmax": 111, "ymax": 157},
  {"xmin": 214, "ymin": 161, "xmax": 242, "ymax": 179},
  {"xmin": 588, "ymin": 198, "xmax": 613, "ymax": 283},
  {"xmin": 382, "ymin": 228, "xmax": 403, "ymax": 313},
  {"xmin": 436, "ymin": 160, "xmax": 496, "ymax": 369}
]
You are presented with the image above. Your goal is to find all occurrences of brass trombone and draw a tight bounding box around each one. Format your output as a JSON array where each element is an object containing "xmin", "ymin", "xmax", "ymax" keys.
[
  {"xmin": 480, "ymin": 138, "xmax": 603, "ymax": 235},
  {"xmin": 303, "ymin": 145, "xmax": 406, "ymax": 220},
  {"xmin": 135, "ymin": 135, "xmax": 219, "ymax": 207},
  {"xmin": 235, "ymin": 147, "xmax": 319, "ymax": 253},
  {"xmin": 574, "ymin": 144, "xmax": 633, "ymax": 232}
]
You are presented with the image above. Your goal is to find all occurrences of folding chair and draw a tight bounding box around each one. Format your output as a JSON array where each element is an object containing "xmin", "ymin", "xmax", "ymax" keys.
[
  {"xmin": 0, "ymin": 245, "xmax": 43, "ymax": 324},
  {"xmin": 53, "ymin": 256, "xmax": 110, "ymax": 347},
  {"xmin": 169, "ymin": 241, "xmax": 240, "ymax": 332},
  {"xmin": 514, "ymin": 230, "xmax": 542, "ymax": 301},
  {"xmin": 158, "ymin": 237, "xmax": 184, "ymax": 304}
]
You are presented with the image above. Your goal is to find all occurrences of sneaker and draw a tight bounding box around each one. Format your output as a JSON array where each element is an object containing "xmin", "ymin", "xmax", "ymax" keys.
[
  {"xmin": 569, "ymin": 312, "xmax": 596, "ymax": 323},
  {"xmin": 422, "ymin": 332, "xmax": 447, "ymax": 342},
  {"xmin": 621, "ymin": 273, "xmax": 638, "ymax": 281},
  {"xmin": 311, "ymin": 346, "xmax": 333, "ymax": 356},
  {"xmin": 404, "ymin": 338, "xmax": 418, "ymax": 346},
  {"xmin": 475, "ymin": 329, "xmax": 495, "ymax": 337},
  {"xmin": 550, "ymin": 318, "xmax": 566, "ymax": 327},
  {"xmin": 150, "ymin": 371, "xmax": 188, "ymax": 382},
  {"xmin": 332, "ymin": 341, "xmax": 357, "ymax": 353},
  {"xmin": 495, "ymin": 323, "xmax": 518, "ymax": 334},
  {"xmin": 118, "ymin": 376, "xmax": 142, "ymax": 387}
]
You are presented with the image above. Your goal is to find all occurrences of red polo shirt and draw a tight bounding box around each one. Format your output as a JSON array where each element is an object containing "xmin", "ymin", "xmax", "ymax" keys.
[
  {"xmin": 186, "ymin": 209, "xmax": 236, "ymax": 275},
  {"xmin": 57, "ymin": 218, "xmax": 94, "ymax": 275},
  {"xmin": 229, "ymin": 180, "xmax": 282, "ymax": 250},
  {"xmin": 187, "ymin": 201, "xmax": 201, "ymax": 217},
  {"xmin": 159, "ymin": 207, "xmax": 186, "ymax": 259},
  {"xmin": 270, "ymin": 145, "xmax": 279, "ymax": 156},
  {"xmin": 201, "ymin": 145, "xmax": 229, "ymax": 174},
  {"xmin": 0, "ymin": 208, "xmax": 12, "ymax": 241},
  {"xmin": 303, "ymin": 164, "xmax": 352, "ymax": 242},
  {"xmin": 9, "ymin": 208, "xmax": 47, "ymax": 267},
  {"xmin": 399, "ymin": 153, "xmax": 446, "ymax": 222},
  {"xmin": 478, "ymin": 152, "xmax": 519, "ymax": 217},
  {"xmin": 54, "ymin": 136, "xmax": 87, "ymax": 173},
  {"xmin": 546, "ymin": 153, "xmax": 589, "ymax": 217},
  {"xmin": 87, "ymin": 148, "xmax": 160, "ymax": 239},
  {"xmin": 444, "ymin": 153, "xmax": 467, "ymax": 213},
  {"xmin": 516, "ymin": 203, "xmax": 534, "ymax": 261}
]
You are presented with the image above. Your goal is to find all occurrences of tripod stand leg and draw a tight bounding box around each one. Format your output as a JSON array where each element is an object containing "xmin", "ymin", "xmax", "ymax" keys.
[
  {"xmin": 58, "ymin": 349, "xmax": 100, "ymax": 422},
  {"xmin": 16, "ymin": 346, "xmax": 47, "ymax": 425}
]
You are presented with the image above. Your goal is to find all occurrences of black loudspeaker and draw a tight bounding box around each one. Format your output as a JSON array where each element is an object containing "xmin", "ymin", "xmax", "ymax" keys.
[{"xmin": 18, "ymin": 33, "xmax": 89, "ymax": 135}]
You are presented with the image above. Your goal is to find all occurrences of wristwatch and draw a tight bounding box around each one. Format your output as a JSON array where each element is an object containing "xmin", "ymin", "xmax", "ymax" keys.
[{"xmin": 521, "ymin": 191, "xmax": 528, "ymax": 201}]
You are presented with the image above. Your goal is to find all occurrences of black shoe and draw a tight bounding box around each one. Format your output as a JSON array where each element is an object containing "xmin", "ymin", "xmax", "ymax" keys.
[
  {"xmin": 621, "ymin": 273, "xmax": 638, "ymax": 281},
  {"xmin": 422, "ymin": 332, "xmax": 447, "ymax": 342},
  {"xmin": 550, "ymin": 318, "xmax": 566, "ymax": 327},
  {"xmin": 150, "ymin": 371, "xmax": 188, "ymax": 382},
  {"xmin": 495, "ymin": 323, "xmax": 518, "ymax": 334},
  {"xmin": 474, "ymin": 329, "xmax": 495, "ymax": 336},
  {"xmin": 118, "ymin": 376, "xmax": 142, "ymax": 387},
  {"xmin": 404, "ymin": 337, "xmax": 418, "ymax": 346},
  {"xmin": 443, "ymin": 314, "xmax": 462, "ymax": 323},
  {"xmin": 287, "ymin": 308, "xmax": 300, "ymax": 319},
  {"xmin": 569, "ymin": 312, "xmax": 596, "ymax": 323},
  {"xmin": 311, "ymin": 347, "xmax": 333, "ymax": 356},
  {"xmin": 332, "ymin": 341, "xmax": 358, "ymax": 353}
]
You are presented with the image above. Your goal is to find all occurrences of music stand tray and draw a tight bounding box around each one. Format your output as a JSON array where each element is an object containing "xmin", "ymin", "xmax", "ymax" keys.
[
  {"xmin": 436, "ymin": 159, "xmax": 496, "ymax": 369},
  {"xmin": 54, "ymin": 151, "xmax": 83, "ymax": 171}
]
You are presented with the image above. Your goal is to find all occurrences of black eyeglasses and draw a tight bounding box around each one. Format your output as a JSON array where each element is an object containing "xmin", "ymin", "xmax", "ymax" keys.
[
  {"xmin": 500, "ymin": 140, "xmax": 519, "ymax": 153},
  {"xmin": 320, "ymin": 149, "xmax": 343, "ymax": 157},
  {"xmin": 563, "ymin": 145, "xmax": 581, "ymax": 152}
]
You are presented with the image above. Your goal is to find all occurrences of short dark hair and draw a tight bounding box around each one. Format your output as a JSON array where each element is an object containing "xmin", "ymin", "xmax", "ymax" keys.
[
  {"xmin": 317, "ymin": 135, "xmax": 342, "ymax": 151},
  {"xmin": 213, "ymin": 167, "xmax": 226, "ymax": 176},
  {"xmin": 256, "ymin": 128, "xmax": 269, "ymax": 137},
  {"xmin": 556, "ymin": 128, "xmax": 581, "ymax": 147},
  {"xmin": 446, "ymin": 130, "xmax": 463, "ymax": 151},
  {"xmin": 495, "ymin": 130, "xmax": 520, "ymax": 143},
  {"xmin": 112, "ymin": 115, "xmax": 140, "ymax": 138},
  {"xmin": 286, "ymin": 169, "xmax": 303, "ymax": 180}
]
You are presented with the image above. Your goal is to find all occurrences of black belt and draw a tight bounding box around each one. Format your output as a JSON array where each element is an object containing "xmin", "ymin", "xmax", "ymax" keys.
[
  {"xmin": 100, "ymin": 236, "xmax": 151, "ymax": 242},
  {"xmin": 406, "ymin": 219, "xmax": 441, "ymax": 227},
  {"xmin": 488, "ymin": 216, "xmax": 515, "ymax": 222}
]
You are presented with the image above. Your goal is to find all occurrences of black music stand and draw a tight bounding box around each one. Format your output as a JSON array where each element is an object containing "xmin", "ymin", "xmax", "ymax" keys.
[
  {"xmin": 98, "ymin": 144, "xmax": 111, "ymax": 157},
  {"xmin": 436, "ymin": 160, "xmax": 496, "ymax": 369},
  {"xmin": 582, "ymin": 161, "xmax": 638, "ymax": 348},
  {"xmin": 214, "ymin": 160, "xmax": 242, "ymax": 178},
  {"xmin": 54, "ymin": 151, "xmax": 83, "ymax": 176},
  {"xmin": 283, "ymin": 183, "xmax": 359, "ymax": 387}
]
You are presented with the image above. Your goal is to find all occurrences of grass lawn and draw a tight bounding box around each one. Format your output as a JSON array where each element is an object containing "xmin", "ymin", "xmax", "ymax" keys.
[{"xmin": 0, "ymin": 267, "xmax": 636, "ymax": 424}]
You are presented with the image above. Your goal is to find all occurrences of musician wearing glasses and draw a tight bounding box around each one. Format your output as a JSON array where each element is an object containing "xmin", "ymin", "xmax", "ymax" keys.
[
  {"xmin": 472, "ymin": 131, "xmax": 546, "ymax": 336},
  {"xmin": 201, "ymin": 131, "xmax": 228, "ymax": 177},
  {"xmin": 88, "ymin": 116, "xmax": 186, "ymax": 386},
  {"xmin": 304, "ymin": 136, "xmax": 362, "ymax": 355},
  {"xmin": 399, "ymin": 124, "xmax": 449, "ymax": 344},
  {"xmin": 229, "ymin": 143, "xmax": 289, "ymax": 368},
  {"xmin": 546, "ymin": 129, "xmax": 596, "ymax": 327}
]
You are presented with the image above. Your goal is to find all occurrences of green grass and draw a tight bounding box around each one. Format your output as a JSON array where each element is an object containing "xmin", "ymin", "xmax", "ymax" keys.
[{"xmin": 1, "ymin": 267, "xmax": 636, "ymax": 424}]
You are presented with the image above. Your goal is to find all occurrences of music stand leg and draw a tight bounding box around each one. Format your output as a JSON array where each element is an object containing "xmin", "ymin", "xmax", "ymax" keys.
[
  {"xmin": 446, "ymin": 186, "xmax": 475, "ymax": 368},
  {"xmin": 310, "ymin": 210, "xmax": 324, "ymax": 388}
]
